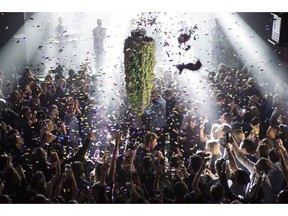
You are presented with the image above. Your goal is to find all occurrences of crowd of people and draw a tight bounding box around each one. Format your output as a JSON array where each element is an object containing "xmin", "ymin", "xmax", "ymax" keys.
[{"xmin": 0, "ymin": 54, "xmax": 288, "ymax": 204}]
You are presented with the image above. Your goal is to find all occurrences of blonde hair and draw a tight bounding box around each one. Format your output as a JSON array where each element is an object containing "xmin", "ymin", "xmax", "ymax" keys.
[
  {"xmin": 206, "ymin": 140, "xmax": 221, "ymax": 156},
  {"xmin": 210, "ymin": 123, "xmax": 221, "ymax": 140}
]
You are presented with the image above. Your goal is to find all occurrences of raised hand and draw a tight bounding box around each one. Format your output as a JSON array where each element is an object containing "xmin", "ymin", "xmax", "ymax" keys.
[
  {"xmin": 50, "ymin": 151, "xmax": 60, "ymax": 161},
  {"xmin": 156, "ymin": 150, "xmax": 164, "ymax": 159},
  {"xmin": 16, "ymin": 165, "xmax": 25, "ymax": 179},
  {"xmin": 221, "ymin": 160, "xmax": 227, "ymax": 174},
  {"xmin": 276, "ymin": 138, "xmax": 284, "ymax": 149},
  {"xmin": 87, "ymin": 132, "xmax": 96, "ymax": 141}
]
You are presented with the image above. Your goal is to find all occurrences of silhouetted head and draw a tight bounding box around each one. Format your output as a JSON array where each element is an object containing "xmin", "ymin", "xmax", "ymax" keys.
[{"xmin": 97, "ymin": 19, "xmax": 102, "ymax": 27}]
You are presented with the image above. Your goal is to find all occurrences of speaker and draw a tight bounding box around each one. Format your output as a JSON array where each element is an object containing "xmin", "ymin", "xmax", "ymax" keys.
[{"xmin": 269, "ymin": 13, "xmax": 288, "ymax": 46}]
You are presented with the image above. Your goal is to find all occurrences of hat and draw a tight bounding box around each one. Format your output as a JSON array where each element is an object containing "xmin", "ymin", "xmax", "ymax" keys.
[{"xmin": 220, "ymin": 112, "xmax": 232, "ymax": 119}]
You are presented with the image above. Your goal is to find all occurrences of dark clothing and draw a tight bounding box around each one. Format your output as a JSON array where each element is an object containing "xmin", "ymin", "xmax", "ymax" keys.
[
  {"xmin": 55, "ymin": 87, "xmax": 66, "ymax": 101},
  {"xmin": 209, "ymin": 154, "xmax": 221, "ymax": 174},
  {"xmin": 235, "ymin": 153, "xmax": 258, "ymax": 176},
  {"xmin": 140, "ymin": 172, "xmax": 155, "ymax": 198},
  {"xmin": 165, "ymin": 97, "xmax": 178, "ymax": 118},
  {"xmin": 220, "ymin": 173, "xmax": 247, "ymax": 203},
  {"xmin": 243, "ymin": 86, "xmax": 261, "ymax": 98},
  {"xmin": 180, "ymin": 126, "xmax": 205, "ymax": 161},
  {"xmin": 268, "ymin": 162, "xmax": 284, "ymax": 202},
  {"xmin": 66, "ymin": 138, "xmax": 92, "ymax": 164},
  {"xmin": 270, "ymin": 103, "xmax": 288, "ymax": 126},
  {"xmin": 231, "ymin": 121, "xmax": 252, "ymax": 137},
  {"xmin": 39, "ymin": 93, "xmax": 55, "ymax": 109},
  {"xmin": 183, "ymin": 174, "xmax": 212, "ymax": 201},
  {"xmin": 214, "ymin": 102, "xmax": 231, "ymax": 121},
  {"xmin": 166, "ymin": 109, "xmax": 185, "ymax": 156},
  {"xmin": 1, "ymin": 108, "xmax": 20, "ymax": 130},
  {"xmin": 135, "ymin": 146, "xmax": 156, "ymax": 174}
]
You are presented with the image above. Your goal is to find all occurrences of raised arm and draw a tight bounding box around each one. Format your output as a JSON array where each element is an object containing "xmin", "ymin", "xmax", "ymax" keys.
[
  {"xmin": 130, "ymin": 150, "xmax": 137, "ymax": 173},
  {"xmin": 249, "ymin": 173, "xmax": 265, "ymax": 203},
  {"xmin": 222, "ymin": 139, "xmax": 238, "ymax": 172},
  {"xmin": 47, "ymin": 151, "xmax": 61, "ymax": 193},
  {"xmin": 231, "ymin": 137, "xmax": 255, "ymax": 174},
  {"xmin": 276, "ymin": 138, "xmax": 288, "ymax": 160},
  {"xmin": 153, "ymin": 164, "xmax": 163, "ymax": 192},
  {"xmin": 276, "ymin": 147, "xmax": 288, "ymax": 185},
  {"xmin": 109, "ymin": 131, "xmax": 121, "ymax": 183},
  {"xmin": 68, "ymin": 132, "xmax": 95, "ymax": 163},
  {"xmin": 129, "ymin": 180, "xmax": 142, "ymax": 201},
  {"xmin": 52, "ymin": 168, "xmax": 78, "ymax": 201},
  {"xmin": 219, "ymin": 161, "xmax": 246, "ymax": 203},
  {"xmin": 192, "ymin": 159, "xmax": 206, "ymax": 199},
  {"xmin": 52, "ymin": 173, "xmax": 65, "ymax": 198},
  {"xmin": 99, "ymin": 162, "xmax": 109, "ymax": 187},
  {"xmin": 98, "ymin": 162, "xmax": 109, "ymax": 203},
  {"xmin": 249, "ymin": 124, "xmax": 260, "ymax": 145},
  {"xmin": 199, "ymin": 123, "xmax": 207, "ymax": 142}
]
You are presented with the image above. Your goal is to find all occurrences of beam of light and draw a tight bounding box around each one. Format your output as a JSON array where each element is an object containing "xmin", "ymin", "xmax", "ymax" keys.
[
  {"xmin": 216, "ymin": 12, "xmax": 288, "ymax": 97},
  {"xmin": 24, "ymin": 13, "xmax": 52, "ymax": 74},
  {"xmin": 0, "ymin": 13, "xmax": 27, "ymax": 74},
  {"xmin": 0, "ymin": 13, "xmax": 52, "ymax": 76},
  {"xmin": 43, "ymin": 12, "xmax": 137, "ymax": 114}
]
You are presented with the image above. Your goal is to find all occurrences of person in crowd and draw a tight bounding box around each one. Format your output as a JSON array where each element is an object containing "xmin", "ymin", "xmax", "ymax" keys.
[
  {"xmin": 269, "ymin": 94, "xmax": 288, "ymax": 126},
  {"xmin": 231, "ymin": 136, "xmax": 274, "ymax": 203},
  {"xmin": 179, "ymin": 116, "xmax": 206, "ymax": 163},
  {"xmin": 166, "ymin": 102, "xmax": 187, "ymax": 158},
  {"xmin": 1, "ymin": 21, "xmax": 288, "ymax": 204},
  {"xmin": 148, "ymin": 87, "xmax": 167, "ymax": 154},
  {"xmin": 92, "ymin": 19, "xmax": 106, "ymax": 70},
  {"xmin": 135, "ymin": 131, "xmax": 164, "ymax": 175},
  {"xmin": 205, "ymin": 140, "xmax": 222, "ymax": 174}
]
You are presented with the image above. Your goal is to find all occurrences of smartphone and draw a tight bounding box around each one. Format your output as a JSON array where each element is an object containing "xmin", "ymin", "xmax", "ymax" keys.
[
  {"xmin": 154, "ymin": 191, "xmax": 161, "ymax": 199},
  {"xmin": 125, "ymin": 176, "xmax": 131, "ymax": 188},
  {"xmin": 125, "ymin": 181, "xmax": 131, "ymax": 188},
  {"xmin": 170, "ymin": 167, "xmax": 176, "ymax": 179},
  {"xmin": 65, "ymin": 164, "xmax": 71, "ymax": 175},
  {"xmin": 205, "ymin": 158, "xmax": 210, "ymax": 166},
  {"xmin": 58, "ymin": 134, "xmax": 65, "ymax": 141},
  {"xmin": 106, "ymin": 185, "xmax": 111, "ymax": 194},
  {"xmin": 225, "ymin": 132, "xmax": 231, "ymax": 143}
]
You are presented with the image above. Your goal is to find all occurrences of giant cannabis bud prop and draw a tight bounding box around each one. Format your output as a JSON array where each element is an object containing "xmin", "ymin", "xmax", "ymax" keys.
[{"xmin": 124, "ymin": 29, "xmax": 156, "ymax": 115}]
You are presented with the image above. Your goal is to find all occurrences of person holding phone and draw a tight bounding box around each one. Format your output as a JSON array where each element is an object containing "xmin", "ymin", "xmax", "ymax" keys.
[{"xmin": 135, "ymin": 132, "xmax": 163, "ymax": 175}]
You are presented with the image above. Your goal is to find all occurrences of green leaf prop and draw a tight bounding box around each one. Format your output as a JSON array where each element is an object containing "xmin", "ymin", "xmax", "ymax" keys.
[{"xmin": 124, "ymin": 29, "xmax": 156, "ymax": 115}]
